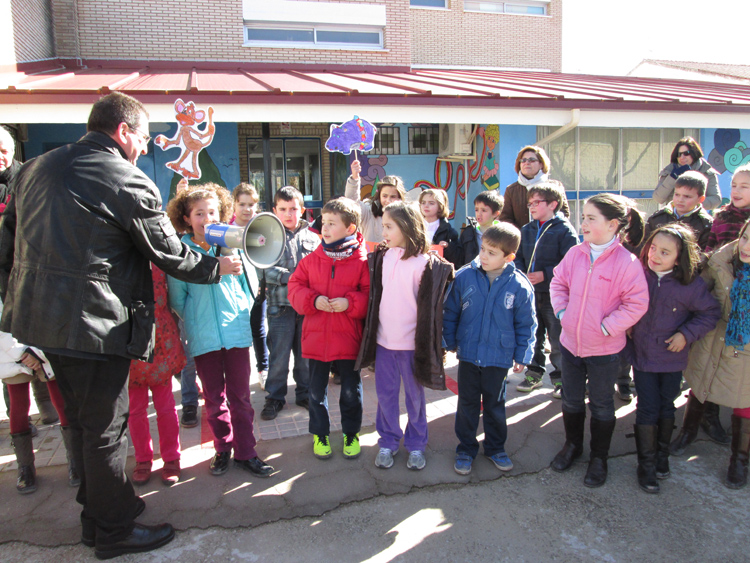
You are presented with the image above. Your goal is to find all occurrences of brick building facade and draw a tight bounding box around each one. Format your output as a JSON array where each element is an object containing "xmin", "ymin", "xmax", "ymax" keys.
[{"xmin": 11, "ymin": 0, "xmax": 561, "ymax": 71}]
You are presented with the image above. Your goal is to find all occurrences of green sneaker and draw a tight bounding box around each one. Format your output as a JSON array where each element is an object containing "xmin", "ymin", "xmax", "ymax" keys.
[
  {"xmin": 343, "ymin": 433, "xmax": 361, "ymax": 459},
  {"xmin": 313, "ymin": 435, "xmax": 332, "ymax": 459},
  {"xmin": 516, "ymin": 373, "xmax": 543, "ymax": 393}
]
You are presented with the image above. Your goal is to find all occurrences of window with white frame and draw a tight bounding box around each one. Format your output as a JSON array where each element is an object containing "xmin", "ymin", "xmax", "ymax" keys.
[
  {"xmin": 464, "ymin": 0, "xmax": 548, "ymax": 15},
  {"xmin": 410, "ymin": 0, "xmax": 448, "ymax": 8},
  {"xmin": 244, "ymin": 0, "xmax": 386, "ymax": 49},
  {"xmin": 544, "ymin": 127, "xmax": 696, "ymax": 227}
]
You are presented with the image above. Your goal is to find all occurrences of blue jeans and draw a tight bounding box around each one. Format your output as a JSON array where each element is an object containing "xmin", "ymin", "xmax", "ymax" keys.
[
  {"xmin": 455, "ymin": 361, "xmax": 509, "ymax": 458},
  {"xmin": 633, "ymin": 369, "xmax": 682, "ymax": 425},
  {"xmin": 178, "ymin": 320, "xmax": 199, "ymax": 408},
  {"xmin": 560, "ymin": 345, "xmax": 621, "ymax": 421},
  {"xmin": 308, "ymin": 359, "xmax": 362, "ymax": 436},
  {"xmin": 529, "ymin": 292, "xmax": 562, "ymax": 383},
  {"xmin": 265, "ymin": 305, "xmax": 309, "ymax": 404},
  {"xmin": 251, "ymin": 297, "xmax": 268, "ymax": 373}
]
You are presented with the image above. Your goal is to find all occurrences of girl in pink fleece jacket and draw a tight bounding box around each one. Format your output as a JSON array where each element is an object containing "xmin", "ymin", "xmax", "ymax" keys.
[{"xmin": 549, "ymin": 193, "xmax": 649, "ymax": 488}]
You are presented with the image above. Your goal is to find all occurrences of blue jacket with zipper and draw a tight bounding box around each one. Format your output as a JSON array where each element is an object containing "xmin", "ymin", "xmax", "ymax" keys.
[
  {"xmin": 443, "ymin": 259, "xmax": 537, "ymax": 369},
  {"xmin": 514, "ymin": 212, "xmax": 578, "ymax": 294},
  {"xmin": 168, "ymin": 234, "xmax": 252, "ymax": 358}
]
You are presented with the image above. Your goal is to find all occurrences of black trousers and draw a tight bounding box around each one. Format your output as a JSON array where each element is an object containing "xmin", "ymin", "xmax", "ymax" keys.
[{"xmin": 47, "ymin": 353, "xmax": 139, "ymax": 542}]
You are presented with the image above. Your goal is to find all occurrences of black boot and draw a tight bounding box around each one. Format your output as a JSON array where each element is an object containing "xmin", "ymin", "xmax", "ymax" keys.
[
  {"xmin": 700, "ymin": 401, "xmax": 730, "ymax": 445},
  {"xmin": 670, "ymin": 393, "xmax": 706, "ymax": 456},
  {"xmin": 584, "ymin": 418, "xmax": 616, "ymax": 488},
  {"xmin": 12, "ymin": 431, "xmax": 36, "ymax": 494},
  {"xmin": 655, "ymin": 418, "xmax": 674, "ymax": 479},
  {"xmin": 726, "ymin": 415, "xmax": 750, "ymax": 489},
  {"xmin": 60, "ymin": 426, "xmax": 81, "ymax": 487},
  {"xmin": 551, "ymin": 410, "xmax": 586, "ymax": 472},
  {"xmin": 32, "ymin": 378, "xmax": 59, "ymax": 425},
  {"xmin": 634, "ymin": 424, "xmax": 659, "ymax": 494}
]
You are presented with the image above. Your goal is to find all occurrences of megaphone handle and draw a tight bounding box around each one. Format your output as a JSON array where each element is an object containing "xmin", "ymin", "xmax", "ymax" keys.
[{"xmin": 239, "ymin": 251, "xmax": 257, "ymax": 304}]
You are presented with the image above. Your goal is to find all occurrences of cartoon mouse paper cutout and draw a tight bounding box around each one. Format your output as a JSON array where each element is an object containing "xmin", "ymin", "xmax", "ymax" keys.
[
  {"xmin": 155, "ymin": 99, "xmax": 216, "ymax": 179},
  {"xmin": 325, "ymin": 116, "xmax": 377, "ymax": 155}
]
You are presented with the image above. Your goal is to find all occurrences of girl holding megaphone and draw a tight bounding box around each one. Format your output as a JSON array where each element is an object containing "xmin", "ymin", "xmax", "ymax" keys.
[{"xmin": 166, "ymin": 183, "xmax": 275, "ymax": 479}]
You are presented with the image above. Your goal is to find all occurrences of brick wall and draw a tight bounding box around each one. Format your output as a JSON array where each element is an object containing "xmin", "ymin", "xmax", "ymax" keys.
[
  {"xmin": 410, "ymin": 0, "xmax": 562, "ymax": 72},
  {"xmin": 11, "ymin": 0, "xmax": 55, "ymax": 62},
  {"xmin": 237, "ymin": 122, "xmax": 333, "ymax": 202},
  {"xmin": 53, "ymin": 0, "xmax": 411, "ymax": 67}
]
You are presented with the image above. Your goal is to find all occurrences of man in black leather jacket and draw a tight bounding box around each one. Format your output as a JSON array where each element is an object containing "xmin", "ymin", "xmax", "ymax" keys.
[{"xmin": 0, "ymin": 92, "xmax": 242, "ymax": 559}]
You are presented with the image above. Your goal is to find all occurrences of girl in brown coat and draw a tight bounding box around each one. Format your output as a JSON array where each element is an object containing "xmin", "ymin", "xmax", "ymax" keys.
[{"xmin": 676, "ymin": 219, "xmax": 750, "ymax": 488}]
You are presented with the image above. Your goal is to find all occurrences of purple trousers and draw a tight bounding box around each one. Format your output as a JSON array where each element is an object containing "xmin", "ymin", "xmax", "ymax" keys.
[
  {"xmin": 375, "ymin": 345, "xmax": 428, "ymax": 452},
  {"xmin": 194, "ymin": 347, "xmax": 257, "ymax": 460}
]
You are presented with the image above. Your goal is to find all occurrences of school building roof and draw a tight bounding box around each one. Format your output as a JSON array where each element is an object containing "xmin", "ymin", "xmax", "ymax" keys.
[{"xmin": 2, "ymin": 60, "xmax": 750, "ymax": 128}]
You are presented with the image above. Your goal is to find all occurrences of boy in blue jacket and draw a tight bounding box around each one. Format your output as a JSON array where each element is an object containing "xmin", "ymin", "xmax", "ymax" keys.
[
  {"xmin": 444, "ymin": 223, "xmax": 537, "ymax": 475},
  {"xmin": 513, "ymin": 183, "xmax": 578, "ymax": 398}
]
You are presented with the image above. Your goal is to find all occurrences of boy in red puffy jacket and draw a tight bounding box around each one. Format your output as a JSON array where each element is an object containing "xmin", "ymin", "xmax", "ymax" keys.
[{"xmin": 288, "ymin": 198, "xmax": 370, "ymax": 460}]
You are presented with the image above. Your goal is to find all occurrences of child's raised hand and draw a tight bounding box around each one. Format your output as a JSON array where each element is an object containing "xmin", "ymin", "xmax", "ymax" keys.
[
  {"xmin": 512, "ymin": 362, "xmax": 525, "ymax": 373},
  {"xmin": 665, "ymin": 332, "xmax": 687, "ymax": 353},
  {"xmin": 328, "ymin": 297, "xmax": 349, "ymax": 312},
  {"xmin": 351, "ymin": 159, "xmax": 361, "ymax": 180},
  {"xmin": 315, "ymin": 295, "xmax": 334, "ymax": 312}
]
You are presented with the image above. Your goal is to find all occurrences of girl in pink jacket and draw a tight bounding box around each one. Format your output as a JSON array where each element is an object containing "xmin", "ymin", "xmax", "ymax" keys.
[{"xmin": 549, "ymin": 193, "xmax": 649, "ymax": 488}]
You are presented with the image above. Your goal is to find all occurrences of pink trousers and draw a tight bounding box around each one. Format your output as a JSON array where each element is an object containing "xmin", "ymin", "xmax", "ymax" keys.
[{"xmin": 128, "ymin": 382, "xmax": 181, "ymax": 463}]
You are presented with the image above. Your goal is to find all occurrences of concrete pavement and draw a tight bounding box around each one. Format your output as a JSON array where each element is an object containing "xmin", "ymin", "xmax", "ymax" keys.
[{"xmin": 0, "ymin": 354, "xmax": 748, "ymax": 561}]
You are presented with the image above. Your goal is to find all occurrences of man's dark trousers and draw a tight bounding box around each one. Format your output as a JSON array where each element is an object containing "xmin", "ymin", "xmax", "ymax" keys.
[{"xmin": 47, "ymin": 353, "xmax": 139, "ymax": 543}]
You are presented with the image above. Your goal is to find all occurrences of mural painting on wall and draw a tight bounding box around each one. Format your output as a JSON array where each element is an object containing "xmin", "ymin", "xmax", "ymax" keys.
[
  {"xmin": 414, "ymin": 126, "xmax": 491, "ymax": 219},
  {"xmin": 348, "ymin": 124, "xmax": 493, "ymax": 222},
  {"xmin": 709, "ymin": 129, "xmax": 750, "ymax": 174},
  {"xmin": 707, "ymin": 129, "xmax": 750, "ymax": 205}
]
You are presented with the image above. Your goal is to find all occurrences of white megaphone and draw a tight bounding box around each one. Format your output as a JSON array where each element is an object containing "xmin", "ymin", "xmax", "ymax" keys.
[{"xmin": 204, "ymin": 213, "xmax": 286, "ymax": 269}]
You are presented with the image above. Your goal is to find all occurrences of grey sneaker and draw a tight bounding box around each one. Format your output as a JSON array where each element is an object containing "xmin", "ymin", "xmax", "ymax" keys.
[
  {"xmin": 517, "ymin": 373, "xmax": 543, "ymax": 392},
  {"xmin": 552, "ymin": 382, "xmax": 563, "ymax": 400},
  {"xmin": 375, "ymin": 447, "xmax": 396, "ymax": 469},
  {"xmin": 407, "ymin": 450, "xmax": 426, "ymax": 471}
]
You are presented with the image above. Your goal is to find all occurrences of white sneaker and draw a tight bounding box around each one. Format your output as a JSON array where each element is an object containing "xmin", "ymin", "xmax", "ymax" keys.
[
  {"xmin": 258, "ymin": 370, "xmax": 267, "ymax": 390},
  {"xmin": 375, "ymin": 448, "xmax": 395, "ymax": 469},
  {"xmin": 407, "ymin": 450, "xmax": 426, "ymax": 471}
]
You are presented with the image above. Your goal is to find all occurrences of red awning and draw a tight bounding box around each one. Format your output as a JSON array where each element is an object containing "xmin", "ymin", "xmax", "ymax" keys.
[{"xmin": 2, "ymin": 60, "xmax": 749, "ymax": 112}]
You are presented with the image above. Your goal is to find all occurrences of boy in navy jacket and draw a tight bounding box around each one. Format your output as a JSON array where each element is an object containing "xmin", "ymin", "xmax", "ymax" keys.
[
  {"xmin": 514, "ymin": 183, "xmax": 578, "ymax": 397},
  {"xmin": 444, "ymin": 223, "xmax": 537, "ymax": 475}
]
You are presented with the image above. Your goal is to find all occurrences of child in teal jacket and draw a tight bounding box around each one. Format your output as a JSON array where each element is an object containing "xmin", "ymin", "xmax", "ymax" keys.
[{"xmin": 167, "ymin": 182, "xmax": 274, "ymax": 479}]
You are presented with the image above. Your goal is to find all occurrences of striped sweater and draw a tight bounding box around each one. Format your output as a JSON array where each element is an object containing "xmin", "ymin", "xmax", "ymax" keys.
[{"xmin": 704, "ymin": 203, "xmax": 750, "ymax": 253}]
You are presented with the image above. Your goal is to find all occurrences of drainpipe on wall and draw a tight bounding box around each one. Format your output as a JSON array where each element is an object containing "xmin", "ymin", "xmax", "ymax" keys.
[{"xmin": 536, "ymin": 109, "xmax": 580, "ymax": 147}]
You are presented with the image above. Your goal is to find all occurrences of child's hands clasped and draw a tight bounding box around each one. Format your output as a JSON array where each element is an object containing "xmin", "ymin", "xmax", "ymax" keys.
[
  {"xmin": 665, "ymin": 332, "xmax": 687, "ymax": 353},
  {"xmin": 315, "ymin": 296, "xmax": 349, "ymax": 313},
  {"xmin": 512, "ymin": 361, "xmax": 525, "ymax": 373}
]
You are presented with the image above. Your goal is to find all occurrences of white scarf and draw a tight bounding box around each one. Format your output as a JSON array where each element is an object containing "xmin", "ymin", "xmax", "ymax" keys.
[{"xmin": 517, "ymin": 169, "xmax": 549, "ymax": 187}]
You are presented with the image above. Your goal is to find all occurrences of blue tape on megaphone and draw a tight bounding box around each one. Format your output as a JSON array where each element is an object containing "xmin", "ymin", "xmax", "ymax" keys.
[{"xmin": 204, "ymin": 223, "xmax": 231, "ymax": 247}]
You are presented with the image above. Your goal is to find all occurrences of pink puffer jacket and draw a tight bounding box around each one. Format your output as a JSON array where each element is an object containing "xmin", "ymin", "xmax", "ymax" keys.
[{"xmin": 550, "ymin": 240, "xmax": 648, "ymax": 358}]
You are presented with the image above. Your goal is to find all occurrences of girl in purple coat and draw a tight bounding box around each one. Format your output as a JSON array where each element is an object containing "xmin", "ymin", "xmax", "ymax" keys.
[{"xmin": 629, "ymin": 224, "xmax": 721, "ymax": 494}]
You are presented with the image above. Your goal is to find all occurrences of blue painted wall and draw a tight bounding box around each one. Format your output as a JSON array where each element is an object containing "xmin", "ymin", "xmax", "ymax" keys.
[
  {"xmin": 23, "ymin": 122, "xmax": 240, "ymax": 206},
  {"xmin": 701, "ymin": 127, "xmax": 750, "ymax": 202}
]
